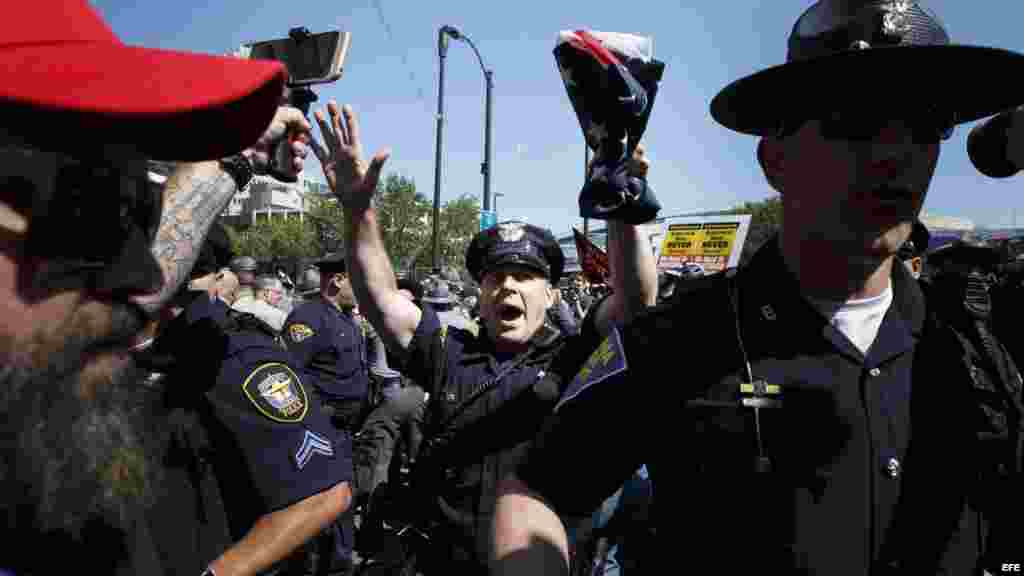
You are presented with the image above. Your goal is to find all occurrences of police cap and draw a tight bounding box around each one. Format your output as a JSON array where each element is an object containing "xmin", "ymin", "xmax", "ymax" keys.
[
  {"xmin": 315, "ymin": 252, "xmax": 347, "ymax": 273},
  {"xmin": 465, "ymin": 221, "xmax": 565, "ymax": 284},
  {"xmin": 421, "ymin": 280, "xmax": 456, "ymax": 305},
  {"xmin": 297, "ymin": 267, "xmax": 321, "ymax": 295},
  {"xmin": 230, "ymin": 255, "xmax": 258, "ymax": 273}
]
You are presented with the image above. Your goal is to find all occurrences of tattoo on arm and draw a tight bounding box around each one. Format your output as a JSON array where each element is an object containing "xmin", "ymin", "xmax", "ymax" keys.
[{"xmin": 138, "ymin": 161, "xmax": 237, "ymax": 314}]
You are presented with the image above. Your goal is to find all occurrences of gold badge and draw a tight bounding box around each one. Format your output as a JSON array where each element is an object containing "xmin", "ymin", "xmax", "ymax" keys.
[
  {"xmin": 497, "ymin": 222, "xmax": 526, "ymax": 242},
  {"xmin": 289, "ymin": 323, "xmax": 315, "ymax": 343}
]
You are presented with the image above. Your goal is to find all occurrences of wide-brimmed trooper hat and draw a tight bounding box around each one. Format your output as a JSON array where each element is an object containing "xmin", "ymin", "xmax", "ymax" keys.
[
  {"xmin": 421, "ymin": 281, "xmax": 457, "ymax": 305},
  {"xmin": 711, "ymin": 0, "xmax": 1024, "ymax": 137}
]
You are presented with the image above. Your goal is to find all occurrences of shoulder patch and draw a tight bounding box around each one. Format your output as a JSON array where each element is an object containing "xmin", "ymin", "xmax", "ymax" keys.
[
  {"xmin": 242, "ymin": 363, "xmax": 309, "ymax": 423},
  {"xmin": 288, "ymin": 323, "xmax": 315, "ymax": 343},
  {"xmin": 555, "ymin": 326, "xmax": 628, "ymax": 412}
]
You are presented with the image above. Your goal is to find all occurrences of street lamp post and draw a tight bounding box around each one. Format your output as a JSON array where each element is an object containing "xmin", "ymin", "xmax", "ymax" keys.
[
  {"xmin": 432, "ymin": 24, "xmax": 496, "ymax": 250},
  {"xmin": 482, "ymin": 67, "xmax": 494, "ymax": 214},
  {"xmin": 443, "ymin": 27, "xmax": 494, "ymax": 219},
  {"xmin": 431, "ymin": 26, "xmax": 453, "ymax": 276}
]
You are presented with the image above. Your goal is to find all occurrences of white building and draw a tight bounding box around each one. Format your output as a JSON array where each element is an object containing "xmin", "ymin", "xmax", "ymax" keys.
[
  {"xmin": 220, "ymin": 172, "xmax": 332, "ymax": 227},
  {"xmin": 919, "ymin": 212, "xmax": 975, "ymax": 232}
]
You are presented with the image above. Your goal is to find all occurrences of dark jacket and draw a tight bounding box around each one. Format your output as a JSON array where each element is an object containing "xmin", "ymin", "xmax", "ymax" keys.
[{"xmin": 518, "ymin": 239, "xmax": 1022, "ymax": 574}]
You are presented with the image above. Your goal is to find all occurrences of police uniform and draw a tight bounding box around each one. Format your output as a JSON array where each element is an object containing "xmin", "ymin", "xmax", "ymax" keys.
[
  {"xmin": 391, "ymin": 222, "xmax": 603, "ymax": 573},
  {"xmin": 515, "ymin": 237, "xmax": 1023, "ymax": 574},
  {"xmin": 139, "ymin": 293, "xmax": 351, "ymax": 575},
  {"xmin": 282, "ymin": 254, "xmax": 368, "ymax": 574},
  {"xmin": 283, "ymin": 254, "xmax": 370, "ymax": 421}
]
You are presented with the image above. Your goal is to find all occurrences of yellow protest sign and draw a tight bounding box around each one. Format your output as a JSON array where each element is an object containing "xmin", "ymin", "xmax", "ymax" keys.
[
  {"xmin": 699, "ymin": 222, "xmax": 740, "ymax": 257},
  {"xmin": 655, "ymin": 215, "xmax": 751, "ymax": 274},
  {"xmin": 660, "ymin": 223, "xmax": 704, "ymax": 258}
]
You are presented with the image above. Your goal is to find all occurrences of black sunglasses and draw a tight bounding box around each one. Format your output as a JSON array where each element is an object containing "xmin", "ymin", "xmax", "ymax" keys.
[
  {"xmin": 777, "ymin": 107, "xmax": 956, "ymax": 144},
  {"xmin": 0, "ymin": 145, "xmax": 162, "ymax": 270}
]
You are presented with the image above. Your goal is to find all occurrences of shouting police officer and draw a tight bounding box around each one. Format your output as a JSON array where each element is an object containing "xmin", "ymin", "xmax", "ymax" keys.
[
  {"xmin": 309, "ymin": 100, "xmax": 658, "ymax": 574},
  {"xmin": 492, "ymin": 2, "xmax": 1024, "ymax": 574}
]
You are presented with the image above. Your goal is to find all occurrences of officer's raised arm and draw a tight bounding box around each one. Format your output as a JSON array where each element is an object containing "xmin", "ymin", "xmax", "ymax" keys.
[
  {"xmin": 312, "ymin": 102, "xmax": 422, "ymax": 353},
  {"xmin": 588, "ymin": 144, "xmax": 659, "ymax": 336}
]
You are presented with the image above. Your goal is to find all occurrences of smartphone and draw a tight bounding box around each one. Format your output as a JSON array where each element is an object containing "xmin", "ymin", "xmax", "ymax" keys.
[{"xmin": 240, "ymin": 28, "xmax": 351, "ymax": 87}]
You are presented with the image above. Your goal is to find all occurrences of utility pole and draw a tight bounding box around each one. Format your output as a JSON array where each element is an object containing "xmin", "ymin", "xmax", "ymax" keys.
[{"xmin": 431, "ymin": 26, "xmax": 451, "ymax": 276}]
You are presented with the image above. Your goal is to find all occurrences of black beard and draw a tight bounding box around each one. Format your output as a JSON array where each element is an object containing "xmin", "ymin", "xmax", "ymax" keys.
[{"xmin": 0, "ymin": 305, "xmax": 163, "ymax": 568}]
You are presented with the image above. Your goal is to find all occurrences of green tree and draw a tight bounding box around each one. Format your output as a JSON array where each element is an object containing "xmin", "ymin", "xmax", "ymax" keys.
[
  {"xmin": 721, "ymin": 196, "xmax": 783, "ymax": 266},
  {"xmin": 374, "ymin": 174, "xmax": 432, "ymax": 273},
  {"xmin": 304, "ymin": 194, "xmax": 346, "ymax": 254},
  {"xmin": 232, "ymin": 217, "xmax": 320, "ymax": 261},
  {"xmin": 414, "ymin": 194, "xmax": 481, "ymax": 273},
  {"xmin": 439, "ymin": 194, "xmax": 480, "ymax": 271}
]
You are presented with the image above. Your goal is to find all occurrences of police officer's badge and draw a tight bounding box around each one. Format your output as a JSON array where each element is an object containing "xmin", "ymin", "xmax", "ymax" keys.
[
  {"xmin": 881, "ymin": 0, "xmax": 912, "ymax": 38},
  {"xmin": 497, "ymin": 222, "xmax": 526, "ymax": 243},
  {"xmin": 555, "ymin": 327, "xmax": 628, "ymax": 412},
  {"xmin": 288, "ymin": 323, "xmax": 315, "ymax": 343},
  {"xmin": 243, "ymin": 363, "xmax": 309, "ymax": 423}
]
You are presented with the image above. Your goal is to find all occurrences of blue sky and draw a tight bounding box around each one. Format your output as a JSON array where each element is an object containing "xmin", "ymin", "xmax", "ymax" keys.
[{"xmin": 95, "ymin": 1, "xmax": 1024, "ymax": 235}]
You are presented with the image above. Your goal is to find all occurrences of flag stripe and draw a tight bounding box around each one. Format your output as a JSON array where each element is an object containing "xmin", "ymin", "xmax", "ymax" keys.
[{"xmin": 575, "ymin": 30, "xmax": 622, "ymax": 68}]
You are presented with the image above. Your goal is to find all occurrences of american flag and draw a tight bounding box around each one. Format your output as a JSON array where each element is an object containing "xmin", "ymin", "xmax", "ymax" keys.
[
  {"xmin": 573, "ymin": 226, "xmax": 609, "ymax": 284},
  {"xmin": 555, "ymin": 31, "xmax": 665, "ymax": 223}
]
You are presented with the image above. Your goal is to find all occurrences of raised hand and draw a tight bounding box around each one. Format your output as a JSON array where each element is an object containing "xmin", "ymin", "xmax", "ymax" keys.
[{"xmin": 312, "ymin": 101, "xmax": 390, "ymax": 212}]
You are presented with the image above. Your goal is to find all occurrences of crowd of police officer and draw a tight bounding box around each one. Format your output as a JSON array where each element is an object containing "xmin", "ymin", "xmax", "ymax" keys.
[{"xmin": 133, "ymin": 157, "xmax": 1021, "ymax": 576}]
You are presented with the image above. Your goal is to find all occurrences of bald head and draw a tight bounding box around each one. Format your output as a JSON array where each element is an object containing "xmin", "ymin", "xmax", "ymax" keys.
[{"xmin": 254, "ymin": 275, "xmax": 284, "ymax": 306}]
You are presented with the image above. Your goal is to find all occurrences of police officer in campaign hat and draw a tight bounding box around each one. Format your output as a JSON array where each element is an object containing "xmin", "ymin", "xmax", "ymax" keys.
[
  {"xmin": 492, "ymin": 2, "xmax": 1024, "ymax": 574},
  {"xmin": 308, "ymin": 100, "xmax": 658, "ymax": 573},
  {"xmin": 282, "ymin": 251, "xmax": 369, "ymax": 574}
]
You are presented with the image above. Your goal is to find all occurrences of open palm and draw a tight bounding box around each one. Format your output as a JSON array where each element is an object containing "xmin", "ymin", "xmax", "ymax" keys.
[{"xmin": 312, "ymin": 101, "xmax": 390, "ymax": 212}]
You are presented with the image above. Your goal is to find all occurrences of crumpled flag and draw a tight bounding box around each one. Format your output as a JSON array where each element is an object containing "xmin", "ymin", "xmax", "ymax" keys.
[
  {"xmin": 573, "ymin": 226, "xmax": 609, "ymax": 284},
  {"xmin": 555, "ymin": 30, "xmax": 665, "ymax": 223}
]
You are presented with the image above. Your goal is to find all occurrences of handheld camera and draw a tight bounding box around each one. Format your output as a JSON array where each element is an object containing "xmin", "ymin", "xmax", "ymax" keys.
[{"xmin": 239, "ymin": 27, "xmax": 351, "ymax": 181}]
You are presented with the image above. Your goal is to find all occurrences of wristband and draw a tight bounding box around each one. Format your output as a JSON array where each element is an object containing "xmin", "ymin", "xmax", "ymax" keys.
[{"xmin": 219, "ymin": 153, "xmax": 253, "ymax": 192}]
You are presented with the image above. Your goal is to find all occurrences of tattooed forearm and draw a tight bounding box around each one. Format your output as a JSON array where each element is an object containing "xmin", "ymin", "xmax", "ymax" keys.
[{"xmin": 135, "ymin": 161, "xmax": 238, "ymax": 314}]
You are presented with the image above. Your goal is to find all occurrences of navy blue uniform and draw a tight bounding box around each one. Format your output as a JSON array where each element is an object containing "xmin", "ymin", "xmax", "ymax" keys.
[
  {"xmin": 283, "ymin": 296, "xmax": 369, "ymax": 406},
  {"xmin": 395, "ymin": 306, "xmax": 600, "ymax": 574},
  {"xmin": 282, "ymin": 296, "xmax": 369, "ymax": 572},
  {"xmin": 207, "ymin": 308, "xmax": 351, "ymax": 540},
  {"xmin": 142, "ymin": 295, "xmax": 352, "ymax": 573},
  {"xmin": 354, "ymin": 222, "xmax": 587, "ymax": 573},
  {"xmin": 516, "ymin": 239, "xmax": 1023, "ymax": 574}
]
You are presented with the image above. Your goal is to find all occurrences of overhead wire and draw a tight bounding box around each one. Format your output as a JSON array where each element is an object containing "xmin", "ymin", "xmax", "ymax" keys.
[{"xmin": 371, "ymin": 0, "xmax": 433, "ymax": 115}]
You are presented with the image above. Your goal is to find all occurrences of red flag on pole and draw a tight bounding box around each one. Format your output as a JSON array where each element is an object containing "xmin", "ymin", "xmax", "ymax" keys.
[{"xmin": 573, "ymin": 226, "xmax": 609, "ymax": 284}]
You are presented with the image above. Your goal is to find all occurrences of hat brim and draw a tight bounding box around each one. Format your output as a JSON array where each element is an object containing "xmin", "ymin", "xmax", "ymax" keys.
[
  {"xmin": 0, "ymin": 43, "xmax": 286, "ymax": 160},
  {"xmin": 711, "ymin": 45, "xmax": 1024, "ymax": 137},
  {"xmin": 421, "ymin": 296, "xmax": 456, "ymax": 304},
  {"xmin": 486, "ymin": 255, "xmax": 552, "ymax": 281}
]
